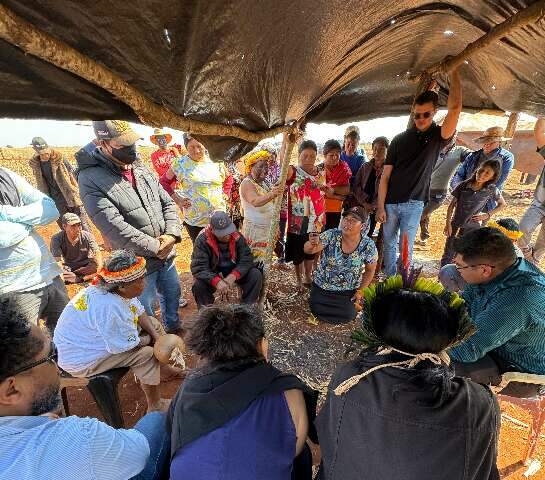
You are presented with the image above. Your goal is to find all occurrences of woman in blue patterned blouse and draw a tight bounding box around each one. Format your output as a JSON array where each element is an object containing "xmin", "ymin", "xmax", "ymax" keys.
[{"xmin": 304, "ymin": 206, "xmax": 377, "ymax": 324}]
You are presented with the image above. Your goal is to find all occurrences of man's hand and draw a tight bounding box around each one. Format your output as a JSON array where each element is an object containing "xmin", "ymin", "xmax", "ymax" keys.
[
  {"xmin": 224, "ymin": 273, "xmax": 237, "ymax": 287},
  {"xmin": 376, "ymin": 206, "xmax": 387, "ymax": 223},
  {"xmin": 62, "ymin": 269, "xmax": 77, "ymax": 284},
  {"xmin": 215, "ymin": 279, "xmax": 230, "ymax": 293},
  {"xmin": 157, "ymin": 234, "xmax": 176, "ymax": 259}
]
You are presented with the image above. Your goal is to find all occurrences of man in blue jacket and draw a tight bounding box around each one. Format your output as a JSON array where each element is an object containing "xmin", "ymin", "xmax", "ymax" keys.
[
  {"xmin": 450, "ymin": 126, "xmax": 514, "ymax": 212},
  {"xmin": 449, "ymin": 227, "xmax": 545, "ymax": 384}
]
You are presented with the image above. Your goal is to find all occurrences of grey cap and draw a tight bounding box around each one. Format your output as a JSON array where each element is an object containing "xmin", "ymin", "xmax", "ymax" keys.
[
  {"xmin": 92, "ymin": 120, "xmax": 143, "ymax": 146},
  {"xmin": 210, "ymin": 211, "xmax": 236, "ymax": 236},
  {"xmin": 31, "ymin": 137, "xmax": 48, "ymax": 150},
  {"xmin": 61, "ymin": 212, "xmax": 81, "ymax": 225}
]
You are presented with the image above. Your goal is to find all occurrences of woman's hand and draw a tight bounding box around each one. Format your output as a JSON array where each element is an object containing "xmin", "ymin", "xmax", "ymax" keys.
[
  {"xmin": 320, "ymin": 185, "xmax": 335, "ymax": 197},
  {"xmin": 363, "ymin": 202, "xmax": 376, "ymax": 212},
  {"xmin": 471, "ymin": 213, "xmax": 489, "ymax": 223},
  {"xmin": 180, "ymin": 197, "xmax": 192, "ymax": 209},
  {"xmin": 309, "ymin": 233, "xmax": 320, "ymax": 246},
  {"xmin": 270, "ymin": 185, "xmax": 283, "ymax": 197}
]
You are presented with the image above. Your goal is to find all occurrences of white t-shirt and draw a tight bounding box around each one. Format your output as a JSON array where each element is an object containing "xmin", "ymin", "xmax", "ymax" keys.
[{"xmin": 54, "ymin": 286, "xmax": 145, "ymax": 372}]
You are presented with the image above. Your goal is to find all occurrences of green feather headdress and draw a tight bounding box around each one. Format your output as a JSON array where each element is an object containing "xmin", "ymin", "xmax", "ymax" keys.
[{"xmin": 352, "ymin": 272, "xmax": 475, "ymax": 352}]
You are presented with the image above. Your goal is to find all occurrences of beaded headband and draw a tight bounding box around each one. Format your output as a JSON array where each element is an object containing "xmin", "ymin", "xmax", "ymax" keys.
[
  {"xmin": 486, "ymin": 220, "xmax": 524, "ymax": 241},
  {"xmin": 245, "ymin": 150, "xmax": 272, "ymax": 175},
  {"xmin": 97, "ymin": 256, "xmax": 146, "ymax": 283}
]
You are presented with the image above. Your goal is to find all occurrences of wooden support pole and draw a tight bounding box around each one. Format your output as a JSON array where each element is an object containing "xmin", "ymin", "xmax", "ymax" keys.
[
  {"xmin": 413, "ymin": 1, "xmax": 545, "ymax": 79},
  {"xmin": 0, "ymin": 4, "xmax": 287, "ymax": 142},
  {"xmin": 505, "ymin": 112, "xmax": 520, "ymax": 138},
  {"xmin": 259, "ymin": 132, "xmax": 297, "ymax": 306}
]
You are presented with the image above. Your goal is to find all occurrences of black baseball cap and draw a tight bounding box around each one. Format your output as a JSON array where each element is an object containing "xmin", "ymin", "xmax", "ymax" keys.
[
  {"xmin": 92, "ymin": 120, "xmax": 143, "ymax": 146},
  {"xmin": 210, "ymin": 211, "xmax": 236, "ymax": 236},
  {"xmin": 342, "ymin": 206, "xmax": 368, "ymax": 223},
  {"xmin": 31, "ymin": 137, "xmax": 48, "ymax": 150}
]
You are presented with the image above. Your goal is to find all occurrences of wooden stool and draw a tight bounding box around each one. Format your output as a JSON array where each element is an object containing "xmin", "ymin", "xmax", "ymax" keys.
[{"xmin": 494, "ymin": 372, "xmax": 545, "ymax": 476}]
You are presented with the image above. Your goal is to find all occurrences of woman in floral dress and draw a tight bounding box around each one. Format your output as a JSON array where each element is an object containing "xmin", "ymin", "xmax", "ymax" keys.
[
  {"xmin": 160, "ymin": 134, "xmax": 225, "ymax": 243},
  {"xmin": 284, "ymin": 139, "xmax": 326, "ymax": 289}
]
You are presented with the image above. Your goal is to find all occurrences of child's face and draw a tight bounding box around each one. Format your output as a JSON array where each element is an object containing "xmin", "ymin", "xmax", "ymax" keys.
[{"xmin": 476, "ymin": 165, "xmax": 495, "ymax": 184}]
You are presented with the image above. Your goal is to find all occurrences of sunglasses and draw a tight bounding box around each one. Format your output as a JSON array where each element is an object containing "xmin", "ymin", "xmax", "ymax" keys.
[
  {"xmin": 413, "ymin": 111, "xmax": 434, "ymax": 120},
  {"xmin": 1, "ymin": 341, "xmax": 58, "ymax": 380}
]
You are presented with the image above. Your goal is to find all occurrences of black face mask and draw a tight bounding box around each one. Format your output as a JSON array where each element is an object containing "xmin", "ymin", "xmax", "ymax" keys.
[{"xmin": 111, "ymin": 144, "xmax": 138, "ymax": 164}]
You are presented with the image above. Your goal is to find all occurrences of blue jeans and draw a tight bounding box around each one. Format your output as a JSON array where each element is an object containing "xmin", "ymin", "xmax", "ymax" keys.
[
  {"xmin": 139, "ymin": 257, "xmax": 181, "ymax": 330},
  {"xmin": 383, "ymin": 200, "xmax": 424, "ymax": 277},
  {"xmin": 438, "ymin": 264, "xmax": 467, "ymax": 292},
  {"xmin": 131, "ymin": 412, "xmax": 170, "ymax": 480}
]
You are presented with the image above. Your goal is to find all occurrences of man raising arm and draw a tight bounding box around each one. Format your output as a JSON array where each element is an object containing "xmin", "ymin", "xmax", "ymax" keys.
[{"xmin": 376, "ymin": 69, "xmax": 462, "ymax": 276}]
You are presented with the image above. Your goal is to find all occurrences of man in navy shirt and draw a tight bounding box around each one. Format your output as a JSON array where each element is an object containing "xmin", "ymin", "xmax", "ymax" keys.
[{"xmin": 376, "ymin": 70, "xmax": 462, "ymax": 276}]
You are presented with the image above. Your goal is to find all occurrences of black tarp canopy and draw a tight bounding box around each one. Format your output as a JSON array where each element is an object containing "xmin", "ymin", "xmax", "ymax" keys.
[{"xmin": 1, "ymin": 1, "xmax": 545, "ymax": 159}]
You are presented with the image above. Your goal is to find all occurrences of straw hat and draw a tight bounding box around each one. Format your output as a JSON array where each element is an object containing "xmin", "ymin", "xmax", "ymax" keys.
[
  {"xmin": 150, "ymin": 128, "xmax": 172, "ymax": 145},
  {"xmin": 473, "ymin": 126, "xmax": 511, "ymax": 144}
]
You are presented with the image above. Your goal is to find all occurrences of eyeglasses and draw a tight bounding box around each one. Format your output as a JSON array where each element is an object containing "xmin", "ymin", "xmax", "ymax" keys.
[
  {"xmin": 454, "ymin": 263, "xmax": 496, "ymax": 271},
  {"xmin": 413, "ymin": 111, "xmax": 434, "ymax": 120},
  {"xmin": 1, "ymin": 341, "xmax": 58, "ymax": 380}
]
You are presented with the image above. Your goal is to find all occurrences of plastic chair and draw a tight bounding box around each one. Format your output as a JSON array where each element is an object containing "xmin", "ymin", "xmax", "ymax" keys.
[
  {"xmin": 60, "ymin": 367, "xmax": 130, "ymax": 428},
  {"xmin": 493, "ymin": 372, "xmax": 545, "ymax": 476}
]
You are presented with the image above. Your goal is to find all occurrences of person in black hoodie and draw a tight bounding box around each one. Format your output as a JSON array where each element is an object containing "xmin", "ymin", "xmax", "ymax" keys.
[
  {"xmin": 316, "ymin": 271, "xmax": 500, "ymax": 480},
  {"xmin": 167, "ymin": 304, "xmax": 318, "ymax": 480},
  {"xmin": 190, "ymin": 211, "xmax": 262, "ymax": 308}
]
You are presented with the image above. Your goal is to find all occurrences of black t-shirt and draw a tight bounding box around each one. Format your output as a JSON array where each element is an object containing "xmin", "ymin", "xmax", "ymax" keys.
[
  {"xmin": 40, "ymin": 160, "xmax": 66, "ymax": 207},
  {"xmin": 50, "ymin": 230, "xmax": 99, "ymax": 270},
  {"xmin": 385, "ymin": 123, "xmax": 451, "ymax": 204}
]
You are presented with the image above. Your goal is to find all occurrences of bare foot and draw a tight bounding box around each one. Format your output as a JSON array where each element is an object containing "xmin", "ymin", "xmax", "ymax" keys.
[{"xmin": 147, "ymin": 398, "xmax": 171, "ymax": 413}]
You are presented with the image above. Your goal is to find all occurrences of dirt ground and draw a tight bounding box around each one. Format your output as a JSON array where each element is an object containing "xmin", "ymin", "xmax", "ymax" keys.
[{"xmin": 3, "ymin": 147, "xmax": 545, "ymax": 478}]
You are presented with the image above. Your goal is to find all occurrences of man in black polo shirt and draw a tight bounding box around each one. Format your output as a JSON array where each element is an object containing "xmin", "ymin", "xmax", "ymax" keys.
[{"xmin": 376, "ymin": 70, "xmax": 462, "ymax": 276}]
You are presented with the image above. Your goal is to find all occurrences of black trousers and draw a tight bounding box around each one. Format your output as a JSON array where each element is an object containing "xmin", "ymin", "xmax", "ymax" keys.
[
  {"xmin": 192, "ymin": 267, "xmax": 263, "ymax": 308},
  {"xmin": 367, "ymin": 212, "xmax": 377, "ymax": 238},
  {"xmin": 184, "ymin": 223, "xmax": 204, "ymax": 244}
]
